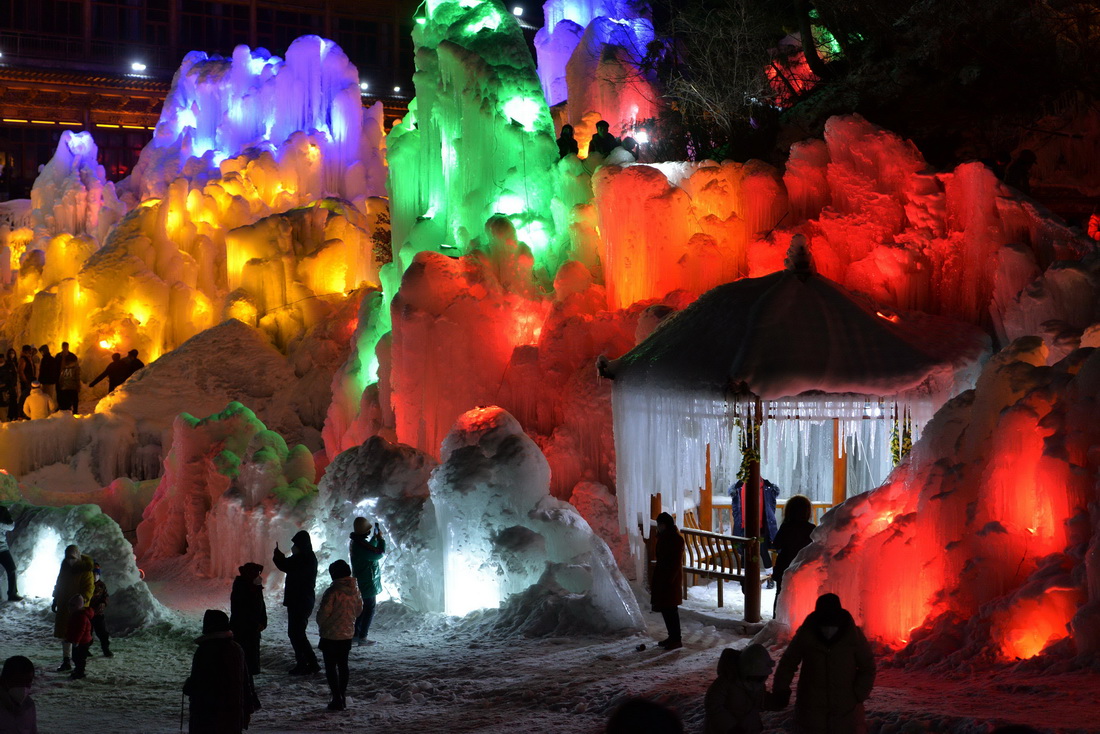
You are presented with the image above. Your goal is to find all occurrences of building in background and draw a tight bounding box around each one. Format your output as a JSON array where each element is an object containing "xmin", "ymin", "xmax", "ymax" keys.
[{"xmin": 0, "ymin": 0, "xmax": 416, "ymax": 198}]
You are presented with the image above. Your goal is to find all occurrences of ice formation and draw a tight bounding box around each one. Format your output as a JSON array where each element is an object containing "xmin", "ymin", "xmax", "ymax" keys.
[
  {"xmin": 535, "ymin": 0, "xmax": 656, "ymax": 151},
  {"xmin": 136, "ymin": 402, "xmax": 317, "ymax": 579},
  {"xmin": 779, "ymin": 338, "xmax": 1100, "ymax": 666},
  {"xmin": 2, "ymin": 35, "xmax": 388, "ymax": 365},
  {"xmin": 3, "ymin": 501, "xmax": 169, "ymax": 631},
  {"xmin": 428, "ymin": 406, "xmax": 641, "ymax": 631}
]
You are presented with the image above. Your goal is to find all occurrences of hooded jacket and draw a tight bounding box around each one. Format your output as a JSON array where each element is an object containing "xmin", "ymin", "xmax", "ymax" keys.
[
  {"xmin": 316, "ymin": 576, "xmax": 365, "ymax": 641},
  {"xmin": 272, "ymin": 530, "xmax": 317, "ymax": 611},
  {"xmin": 52, "ymin": 554, "xmax": 94, "ymax": 639},
  {"xmin": 230, "ymin": 563, "xmax": 267, "ymax": 635},
  {"xmin": 0, "ymin": 686, "xmax": 37, "ymax": 734},
  {"xmin": 183, "ymin": 626, "xmax": 258, "ymax": 734},
  {"xmin": 651, "ymin": 519, "xmax": 685, "ymax": 610},
  {"xmin": 773, "ymin": 603, "xmax": 876, "ymax": 734},
  {"xmin": 704, "ymin": 645, "xmax": 775, "ymax": 734}
]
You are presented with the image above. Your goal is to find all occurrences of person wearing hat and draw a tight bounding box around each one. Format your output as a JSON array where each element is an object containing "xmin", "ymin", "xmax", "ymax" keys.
[
  {"xmin": 230, "ymin": 563, "xmax": 267, "ymax": 675},
  {"xmin": 21, "ymin": 381, "xmax": 55, "ymax": 421},
  {"xmin": 315, "ymin": 560, "xmax": 363, "ymax": 711},
  {"xmin": 651, "ymin": 512, "xmax": 686, "ymax": 650},
  {"xmin": 272, "ymin": 530, "xmax": 320, "ymax": 675},
  {"xmin": 90, "ymin": 563, "xmax": 112, "ymax": 658},
  {"xmin": 772, "ymin": 593, "xmax": 876, "ymax": 733},
  {"xmin": 0, "ymin": 655, "xmax": 37, "ymax": 732},
  {"xmin": 51, "ymin": 544, "xmax": 94, "ymax": 672},
  {"xmin": 183, "ymin": 609, "xmax": 259, "ymax": 734}
]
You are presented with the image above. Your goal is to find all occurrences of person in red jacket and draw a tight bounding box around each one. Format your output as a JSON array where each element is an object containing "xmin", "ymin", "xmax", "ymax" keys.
[
  {"xmin": 65, "ymin": 594, "xmax": 95, "ymax": 680},
  {"xmin": 651, "ymin": 512, "xmax": 685, "ymax": 650}
]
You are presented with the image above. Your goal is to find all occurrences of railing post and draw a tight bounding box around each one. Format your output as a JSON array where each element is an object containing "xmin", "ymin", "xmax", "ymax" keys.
[
  {"xmin": 744, "ymin": 398, "xmax": 762, "ymax": 623},
  {"xmin": 700, "ymin": 442, "xmax": 713, "ymax": 531}
]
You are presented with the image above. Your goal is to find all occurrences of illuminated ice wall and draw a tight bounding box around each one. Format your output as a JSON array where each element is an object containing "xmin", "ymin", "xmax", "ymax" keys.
[
  {"xmin": 2, "ymin": 36, "xmax": 388, "ymax": 362},
  {"xmin": 780, "ymin": 338, "xmax": 1100, "ymax": 665}
]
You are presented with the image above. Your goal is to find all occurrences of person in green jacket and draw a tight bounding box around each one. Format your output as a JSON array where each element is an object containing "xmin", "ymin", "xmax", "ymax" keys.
[{"xmin": 348, "ymin": 517, "xmax": 384, "ymax": 646}]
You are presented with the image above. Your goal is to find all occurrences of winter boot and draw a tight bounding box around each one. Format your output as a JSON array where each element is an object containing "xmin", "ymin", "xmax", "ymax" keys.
[
  {"xmin": 327, "ymin": 696, "xmax": 346, "ymax": 711},
  {"xmin": 102, "ymin": 644, "xmax": 113, "ymax": 658},
  {"xmin": 57, "ymin": 657, "xmax": 72, "ymax": 672}
]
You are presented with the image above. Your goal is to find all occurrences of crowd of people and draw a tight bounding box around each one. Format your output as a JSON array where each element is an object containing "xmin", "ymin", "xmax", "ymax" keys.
[{"xmin": 0, "ymin": 343, "xmax": 144, "ymax": 422}]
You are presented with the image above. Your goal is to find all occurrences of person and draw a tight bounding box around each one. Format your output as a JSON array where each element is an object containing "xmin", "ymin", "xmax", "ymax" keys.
[
  {"xmin": 349, "ymin": 517, "xmax": 385, "ymax": 646},
  {"xmin": 16, "ymin": 346, "xmax": 35, "ymax": 418},
  {"xmin": 771, "ymin": 495, "xmax": 816, "ymax": 613},
  {"xmin": 589, "ymin": 119, "xmax": 620, "ymax": 157},
  {"xmin": 65, "ymin": 593, "xmax": 94, "ymax": 680},
  {"xmin": 651, "ymin": 512, "xmax": 685, "ymax": 650},
  {"xmin": 704, "ymin": 645, "xmax": 776, "ymax": 734},
  {"xmin": 772, "ymin": 593, "xmax": 876, "ymax": 734},
  {"xmin": 556, "ymin": 124, "xmax": 578, "ymax": 159},
  {"xmin": 1004, "ymin": 149, "xmax": 1037, "ymax": 196},
  {"xmin": 315, "ymin": 559, "xmax": 363, "ymax": 711},
  {"xmin": 37, "ymin": 345, "xmax": 58, "ymax": 400},
  {"xmin": 52, "ymin": 544, "xmax": 95, "ymax": 672},
  {"xmin": 2, "ymin": 348, "xmax": 18, "ymax": 422},
  {"xmin": 56, "ymin": 344, "xmax": 80, "ymax": 414},
  {"xmin": 0, "ymin": 506, "xmax": 21, "ymax": 601},
  {"xmin": 183, "ymin": 609, "xmax": 259, "ymax": 734},
  {"xmin": 0, "ymin": 655, "xmax": 37, "ymax": 733},
  {"xmin": 230, "ymin": 562, "xmax": 267, "ymax": 675},
  {"xmin": 124, "ymin": 349, "xmax": 145, "ymax": 380},
  {"xmin": 272, "ymin": 530, "xmax": 320, "ymax": 675},
  {"xmin": 89, "ymin": 563, "xmax": 112, "ymax": 657},
  {"xmin": 0, "ymin": 352, "xmax": 16, "ymax": 422},
  {"xmin": 731, "ymin": 478, "xmax": 780, "ymax": 583},
  {"xmin": 21, "ymin": 382, "xmax": 55, "ymax": 421},
  {"xmin": 88, "ymin": 353, "xmax": 129, "ymax": 393},
  {"xmin": 606, "ymin": 697, "xmax": 683, "ymax": 734}
]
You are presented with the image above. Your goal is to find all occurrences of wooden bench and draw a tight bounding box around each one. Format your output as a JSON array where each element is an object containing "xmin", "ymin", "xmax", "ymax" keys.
[{"xmin": 679, "ymin": 514, "xmax": 753, "ymax": 608}]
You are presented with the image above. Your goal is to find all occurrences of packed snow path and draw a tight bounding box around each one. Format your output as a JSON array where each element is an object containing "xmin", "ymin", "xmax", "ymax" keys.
[{"xmin": 4, "ymin": 578, "xmax": 1100, "ymax": 732}]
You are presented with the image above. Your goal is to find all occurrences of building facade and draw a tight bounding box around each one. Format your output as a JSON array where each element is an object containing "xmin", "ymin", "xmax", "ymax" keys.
[{"xmin": 0, "ymin": 0, "xmax": 415, "ymax": 198}]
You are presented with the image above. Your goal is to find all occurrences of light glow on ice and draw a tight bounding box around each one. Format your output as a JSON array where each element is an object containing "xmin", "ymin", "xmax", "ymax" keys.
[
  {"xmin": 444, "ymin": 546, "xmax": 502, "ymax": 616},
  {"xmin": 502, "ymin": 97, "xmax": 542, "ymax": 131},
  {"xmin": 23, "ymin": 526, "xmax": 63, "ymax": 598}
]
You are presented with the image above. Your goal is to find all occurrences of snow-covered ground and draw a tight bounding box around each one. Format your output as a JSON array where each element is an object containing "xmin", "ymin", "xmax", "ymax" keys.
[{"xmin": 3, "ymin": 577, "xmax": 1098, "ymax": 733}]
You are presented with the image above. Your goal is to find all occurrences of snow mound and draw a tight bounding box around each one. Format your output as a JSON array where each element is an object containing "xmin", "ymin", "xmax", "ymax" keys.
[
  {"xmin": 430, "ymin": 406, "xmax": 643, "ymax": 633},
  {"xmin": 136, "ymin": 401, "xmax": 317, "ymax": 579},
  {"xmin": 4, "ymin": 501, "xmax": 169, "ymax": 632},
  {"xmin": 780, "ymin": 338, "xmax": 1100, "ymax": 668}
]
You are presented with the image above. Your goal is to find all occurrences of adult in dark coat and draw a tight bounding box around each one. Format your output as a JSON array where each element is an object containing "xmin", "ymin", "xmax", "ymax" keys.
[
  {"xmin": 89, "ymin": 353, "xmax": 129, "ymax": 393},
  {"xmin": 651, "ymin": 512, "xmax": 685, "ymax": 650},
  {"xmin": 230, "ymin": 563, "xmax": 268, "ymax": 675},
  {"xmin": 771, "ymin": 494, "xmax": 816, "ymax": 613},
  {"xmin": 773, "ymin": 593, "xmax": 876, "ymax": 734},
  {"xmin": 37, "ymin": 345, "xmax": 59, "ymax": 399},
  {"xmin": 349, "ymin": 517, "xmax": 385, "ymax": 645},
  {"xmin": 0, "ymin": 352, "xmax": 16, "ymax": 421},
  {"xmin": 184, "ymin": 609, "xmax": 259, "ymax": 734},
  {"xmin": 589, "ymin": 119, "xmax": 620, "ymax": 157},
  {"xmin": 556, "ymin": 124, "xmax": 579, "ymax": 159},
  {"xmin": 272, "ymin": 530, "xmax": 319, "ymax": 674},
  {"xmin": 123, "ymin": 349, "xmax": 145, "ymax": 379}
]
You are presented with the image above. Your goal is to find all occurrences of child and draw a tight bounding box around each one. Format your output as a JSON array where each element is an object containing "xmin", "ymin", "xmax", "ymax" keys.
[
  {"xmin": 90, "ymin": 563, "xmax": 112, "ymax": 657},
  {"xmin": 230, "ymin": 562, "xmax": 267, "ymax": 675},
  {"xmin": 315, "ymin": 560, "xmax": 363, "ymax": 711},
  {"xmin": 66, "ymin": 594, "xmax": 95, "ymax": 680},
  {"xmin": 704, "ymin": 644, "xmax": 775, "ymax": 734}
]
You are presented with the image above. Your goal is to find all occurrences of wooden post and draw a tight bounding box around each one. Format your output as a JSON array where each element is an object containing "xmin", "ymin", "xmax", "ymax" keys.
[
  {"xmin": 700, "ymin": 443, "xmax": 713, "ymax": 531},
  {"xmin": 832, "ymin": 418, "xmax": 848, "ymax": 508},
  {"xmin": 744, "ymin": 398, "xmax": 762, "ymax": 623}
]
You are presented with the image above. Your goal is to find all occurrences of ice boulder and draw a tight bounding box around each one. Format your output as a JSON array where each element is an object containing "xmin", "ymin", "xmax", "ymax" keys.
[
  {"xmin": 136, "ymin": 402, "xmax": 317, "ymax": 579},
  {"xmin": 315, "ymin": 435, "xmax": 440, "ymax": 612},
  {"xmin": 430, "ymin": 406, "xmax": 643, "ymax": 633},
  {"xmin": 3, "ymin": 501, "xmax": 169, "ymax": 633}
]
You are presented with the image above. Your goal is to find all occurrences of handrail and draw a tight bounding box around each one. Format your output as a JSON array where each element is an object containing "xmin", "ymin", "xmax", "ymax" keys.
[{"xmin": 681, "ymin": 527, "xmax": 751, "ymax": 543}]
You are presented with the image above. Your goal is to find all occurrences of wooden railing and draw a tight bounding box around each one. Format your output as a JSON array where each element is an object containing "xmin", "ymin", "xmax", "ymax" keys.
[{"xmin": 680, "ymin": 526, "xmax": 753, "ymax": 608}]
